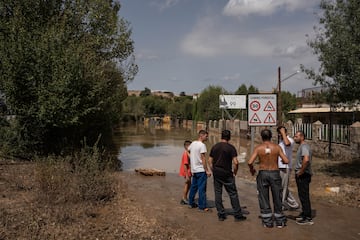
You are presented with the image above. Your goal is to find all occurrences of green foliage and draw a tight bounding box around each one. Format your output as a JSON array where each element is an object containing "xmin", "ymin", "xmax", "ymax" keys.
[
  {"xmin": 0, "ymin": 0, "xmax": 137, "ymax": 156},
  {"xmin": 196, "ymin": 86, "xmax": 225, "ymax": 121},
  {"xmin": 168, "ymin": 95, "xmax": 193, "ymax": 119},
  {"xmin": 140, "ymin": 87, "xmax": 151, "ymax": 97},
  {"xmin": 302, "ymin": 0, "xmax": 360, "ymax": 104},
  {"xmin": 281, "ymin": 91, "xmax": 297, "ymax": 121},
  {"xmin": 122, "ymin": 95, "xmax": 144, "ymax": 122},
  {"xmin": 141, "ymin": 95, "xmax": 168, "ymax": 116}
]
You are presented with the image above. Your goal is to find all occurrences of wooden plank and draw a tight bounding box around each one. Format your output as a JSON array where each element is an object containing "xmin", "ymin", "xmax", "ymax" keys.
[{"xmin": 134, "ymin": 168, "xmax": 166, "ymax": 176}]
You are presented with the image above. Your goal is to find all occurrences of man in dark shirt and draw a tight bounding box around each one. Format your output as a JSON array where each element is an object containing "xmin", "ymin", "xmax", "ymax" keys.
[{"xmin": 209, "ymin": 130, "xmax": 246, "ymax": 222}]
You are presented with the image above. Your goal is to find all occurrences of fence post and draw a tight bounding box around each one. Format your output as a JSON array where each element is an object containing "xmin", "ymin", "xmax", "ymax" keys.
[
  {"xmin": 313, "ymin": 121, "xmax": 322, "ymax": 140},
  {"xmin": 350, "ymin": 121, "xmax": 360, "ymax": 161}
]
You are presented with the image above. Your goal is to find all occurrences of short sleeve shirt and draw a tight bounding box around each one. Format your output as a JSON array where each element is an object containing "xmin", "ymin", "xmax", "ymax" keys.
[
  {"xmin": 295, "ymin": 143, "xmax": 312, "ymax": 175},
  {"xmin": 188, "ymin": 140, "xmax": 207, "ymax": 173},
  {"xmin": 210, "ymin": 142, "xmax": 237, "ymax": 179}
]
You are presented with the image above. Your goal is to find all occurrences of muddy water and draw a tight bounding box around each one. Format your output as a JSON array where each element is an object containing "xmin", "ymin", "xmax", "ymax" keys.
[{"xmin": 114, "ymin": 125, "xmax": 250, "ymax": 173}]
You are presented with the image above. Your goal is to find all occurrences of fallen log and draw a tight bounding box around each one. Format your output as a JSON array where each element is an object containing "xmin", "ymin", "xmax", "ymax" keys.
[{"xmin": 134, "ymin": 168, "xmax": 166, "ymax": 176}]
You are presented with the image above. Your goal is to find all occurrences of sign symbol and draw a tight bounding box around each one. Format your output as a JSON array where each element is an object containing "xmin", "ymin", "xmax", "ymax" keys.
[
  {"xmin": 264, "ymin": 113, "xmax": 276, "ymax": 124},
  {"xmin": 250, "ymin": 113, "xmax": 262, "ymax": 123},
  {"xmin": 250, "ymin": 100, "xmax": 261, "ymax": 111},
  {"xmin": 264, "ymin": 101, "xmax": 275, "ymax": 111}
]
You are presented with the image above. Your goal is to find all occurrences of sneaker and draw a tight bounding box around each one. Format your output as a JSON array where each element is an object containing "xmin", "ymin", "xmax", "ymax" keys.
[
  {"xmin": 188, "ymin": 203, "xmax": 198, "ymax": 209},
  {"xmin": 263, "ymin": 224, "xmax": 274, "ymax": 228},
  {"xmin": 234, "ymin": 215, "xmax": 247, "ymax": 222},
  {"xmin": 180, "ymin": 199, "xmax": 189, "ymax": 205},
  {"xmin": 276, "ymin": 222, "xmax": 286, "ymax": 229},
  {"xmin": 218, "ymin": 215, "xmax": 226, "ymax": 221},
  {"xmin": 295, "ymin": 214, "xmax": 304, "ymax": 221},
  {"xmin": 198, "ymin": 208, "xmax": 211, "ymax": 213},
  {"xmin": 296, "ymin": 218, "xmax": 314, "ymax": 225}
]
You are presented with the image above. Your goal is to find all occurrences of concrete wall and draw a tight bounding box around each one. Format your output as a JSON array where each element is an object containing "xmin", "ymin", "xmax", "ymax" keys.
[{"xmin": 182, "ymin": 120, "xmax": 360, "ymax": 161}]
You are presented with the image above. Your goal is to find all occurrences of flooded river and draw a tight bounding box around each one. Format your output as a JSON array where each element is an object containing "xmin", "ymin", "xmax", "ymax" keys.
[{"xmin": 114, "ymin": 125, "xmax": 250, "ymax": 173}]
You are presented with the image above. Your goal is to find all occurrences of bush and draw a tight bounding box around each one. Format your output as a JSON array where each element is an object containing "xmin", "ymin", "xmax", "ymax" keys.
[{"xmin": 35, "ymin": 145, "xmax": 116, "ymax": 205}]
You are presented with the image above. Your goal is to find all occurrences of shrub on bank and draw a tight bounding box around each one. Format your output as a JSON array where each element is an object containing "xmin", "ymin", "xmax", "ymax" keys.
[{"xmin": 35, "ymin": 145, "xmax": 116, "ymax": 205}]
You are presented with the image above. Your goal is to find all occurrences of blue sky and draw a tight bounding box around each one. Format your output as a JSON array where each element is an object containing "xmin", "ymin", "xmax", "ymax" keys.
[{"xmin": 120, "ymin": 0, "xmax": 321, "ymax": 96}]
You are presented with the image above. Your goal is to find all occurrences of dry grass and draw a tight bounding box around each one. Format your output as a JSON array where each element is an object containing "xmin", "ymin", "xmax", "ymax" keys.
[
  {"xmin": 0, "ymin": 147, "xmax": 117, "ymax": 240},
  {"xmin": 0, "ymin": 149, "xmax": 189, "ymax": 240}
]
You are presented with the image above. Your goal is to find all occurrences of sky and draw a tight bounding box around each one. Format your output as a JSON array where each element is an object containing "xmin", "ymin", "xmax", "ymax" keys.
[{"xmin": 120, "ymin": 0, "xmax": 322, "ymax": 96}]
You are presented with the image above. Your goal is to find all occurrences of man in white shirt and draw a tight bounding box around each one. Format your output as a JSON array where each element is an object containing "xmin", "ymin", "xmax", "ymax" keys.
[
  {"xmin": 277, "ymin": 126, "xmax": 299, "ymax": 210},
  {"xmin": 188, "ymin": 130, "xmax": 211, "ymax": 212}
]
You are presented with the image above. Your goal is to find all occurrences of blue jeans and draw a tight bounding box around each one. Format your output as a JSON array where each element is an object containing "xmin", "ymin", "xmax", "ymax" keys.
[
  {"xmin": 189, "ymin": 172, "xmax": 207, "ymax": 209},
  {"xmin": 214, "ymin": 176, "xmax": 242, "ymax": 218}
]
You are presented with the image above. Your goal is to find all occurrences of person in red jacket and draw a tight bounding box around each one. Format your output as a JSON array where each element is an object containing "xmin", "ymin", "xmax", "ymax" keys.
[{"xmin": 179, "ymin": 140, "xmax": 192, "ymax": 205}]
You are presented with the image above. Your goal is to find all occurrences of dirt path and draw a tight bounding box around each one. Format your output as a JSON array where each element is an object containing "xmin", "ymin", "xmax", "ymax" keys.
[
  {"xmin": 120, "ymin": 171, "xmax": 360, "ymax": 240},
  {"xmin": 1, "ymin": 159, "xmax": 359, "ymax": 239}
]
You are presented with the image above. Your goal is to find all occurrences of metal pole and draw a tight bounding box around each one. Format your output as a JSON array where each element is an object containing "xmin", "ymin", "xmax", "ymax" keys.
[{"xmin": 278, "ymin": 66, "xmax": 282, "ymax": 125}]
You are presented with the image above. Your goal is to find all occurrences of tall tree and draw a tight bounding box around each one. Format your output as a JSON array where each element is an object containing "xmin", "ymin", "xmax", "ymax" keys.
[
  {"xmin": 302, "ymin": 0, "xmax": 360, "ymax": 104},
  {"xmin": 196, "ymin": 86, "xmax": 224, "ymax": 121},
  {"xmin": 0, "ymin": 0, "xmax": 137, "ymax": 156}
]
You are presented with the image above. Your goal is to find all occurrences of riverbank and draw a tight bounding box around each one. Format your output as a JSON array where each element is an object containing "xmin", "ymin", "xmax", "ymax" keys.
[{"xmin": 1, "ymin": 155, "xmax": 359, "ymax": 239}]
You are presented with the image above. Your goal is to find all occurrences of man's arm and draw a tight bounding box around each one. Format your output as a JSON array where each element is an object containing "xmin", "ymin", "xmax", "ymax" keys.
[
  {"xmin": 278, "ymin": 146, "xmax": 289, "ymax": 164},
  {"xmin": 297, "ymin": 155, "xmax": 309, "ymax": 176},
  {"xmin": 247, "ymin": 148, "xmax": 258, "ymax": 176},
  {"xmin": 201, "ymin": 153, "xmax": 211, "ymax": 177},
  {"xmin": 208, "ymin": 156, "xmax": 214, "ymax": 172},
  {"xmin": 280, "ymin": 128, "xmax": 291, "ymax": 146},
  {"xmin": 232, "ymin": 157, "xmax": 238, "ymax": 176}
]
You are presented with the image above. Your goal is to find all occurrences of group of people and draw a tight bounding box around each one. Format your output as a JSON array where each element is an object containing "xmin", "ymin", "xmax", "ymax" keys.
[{"xmin": 179, "ymin": 127, "xmax": 313, "ymax": 228}]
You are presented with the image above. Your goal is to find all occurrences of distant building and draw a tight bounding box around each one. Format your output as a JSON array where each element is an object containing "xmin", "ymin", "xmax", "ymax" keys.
[
  {"xmin": 289, "ymin": 86, "xmax": 359, "ymax": 124},
  {"xmin": 127, "ymin": 89, "xmax": 175, "ymax": 98},
  {"xmin": 127, "ymin": 90, "xmax": 141, "ymax": 97}
]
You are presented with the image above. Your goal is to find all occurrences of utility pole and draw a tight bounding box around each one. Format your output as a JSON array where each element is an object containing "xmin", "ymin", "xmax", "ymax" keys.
[{"xmin": 278, "ymin": 66, "xmax": 282, "ymax": 125}]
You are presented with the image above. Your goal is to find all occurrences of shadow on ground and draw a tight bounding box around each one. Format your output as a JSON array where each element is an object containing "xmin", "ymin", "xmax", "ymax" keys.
[{"xmin": 318, "ymin": 159, "xmax": 360, "ymax": 178}]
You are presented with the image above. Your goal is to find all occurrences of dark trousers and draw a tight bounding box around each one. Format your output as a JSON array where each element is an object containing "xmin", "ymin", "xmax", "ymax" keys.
[
  {"xmin": 257, "ymin": 170, "xmax": 286, "ymax": 226},
  {"xmin": 213, "ymin": 176, "xmax": 242, "ymax": 218},
  {"xmin": 296, "ymin": 173, "xmax": 312, "ymax": 219}
]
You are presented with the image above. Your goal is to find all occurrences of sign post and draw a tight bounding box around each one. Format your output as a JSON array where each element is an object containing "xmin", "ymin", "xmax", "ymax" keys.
[
  {"xmin": 219, "ymin": 95, "xmax": 246, "ymax": 120},
  {"xmin": 248, "ymin": 94, "xmax": 277, "ymax": 153}
]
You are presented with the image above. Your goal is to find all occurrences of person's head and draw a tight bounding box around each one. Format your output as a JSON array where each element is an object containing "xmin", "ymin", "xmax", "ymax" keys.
[
  {"xmin": 221, "ymin": 130, "xmax": 231, "ymax": 141},
  {"xmin": 294, "ymin": 130, "xmax": 305, "ymax": 144},
  {"xmin": 183, "ymin": 140, "xmax": 192, "ymax": 150},
  {"xmin": 261, "ymin": 129, "xmax": 272, "ymax": 141},
  {"xmin": 277, "ymin": 126, "xmax": 287, "ymax": 134},
  {"xmin": 198, "ymin": 130, "xmax": 208, "ymax": 142},
  {"xmin": 277, "ymin": 126, "xmax": 287, "ymax": 139}
]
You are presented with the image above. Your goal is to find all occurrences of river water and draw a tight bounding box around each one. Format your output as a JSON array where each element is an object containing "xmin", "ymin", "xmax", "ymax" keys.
[{"xmin": 114, "ymin": 124, "xmax": 250, "ymax": 173}]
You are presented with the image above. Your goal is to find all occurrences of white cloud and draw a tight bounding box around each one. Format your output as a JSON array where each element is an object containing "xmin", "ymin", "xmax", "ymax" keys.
[
  {"xmin": 180, "ymin": 17, "xmax": 273, "ymax": 57},
  {"xmin": 151, "ymin": 0, "xmax": 181, "ymax": 11},
  {"xmin": 136, "ymin": 51, "xmax": 159, "ymax": 61},
  {"xmin": 223, "ymin": 0, "xmax": 317, "ymax": 17},
  {"xmin": 180, "ymin": 16, "xmax": 311, "ymax": 59}
]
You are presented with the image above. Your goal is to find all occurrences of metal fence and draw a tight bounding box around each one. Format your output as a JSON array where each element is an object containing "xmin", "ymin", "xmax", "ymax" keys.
[
  {"xmin": 292, "ymin": 123, "xmax": 312, "ymax": 140},
  {"xmin": 319, "ymin": 124, "xmax": 350, "ymax": 145},
  {"xmin": 292, "ymin": 123, "xmax": 350, "ymax": 145}
]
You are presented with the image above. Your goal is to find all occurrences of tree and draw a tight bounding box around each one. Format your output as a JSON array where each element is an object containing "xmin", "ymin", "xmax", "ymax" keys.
[
  {"xmin": 140, "ymin": 87, "xmax": 152, "ymax": 97},
  {"xmin": 235, "ymin": 84, "xmax": 248, "ymax": 95},
  {"xmin": 168, "ymin": 95, "xmax": 193, "ymax": 120},
  {"xmin": 280, "ymin": 91, "xmax": 297, "ymax": 121},
  {"xmin": 196, "ymin": 86, "xmax": 224, "ymax": 121},
  {"xmin": 302, "ymin": 0, "xmax": 360, "ymax": 104},
  {"xmin": 0, "ymin": 1, "xmax": 137, "ymax": 156}
]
